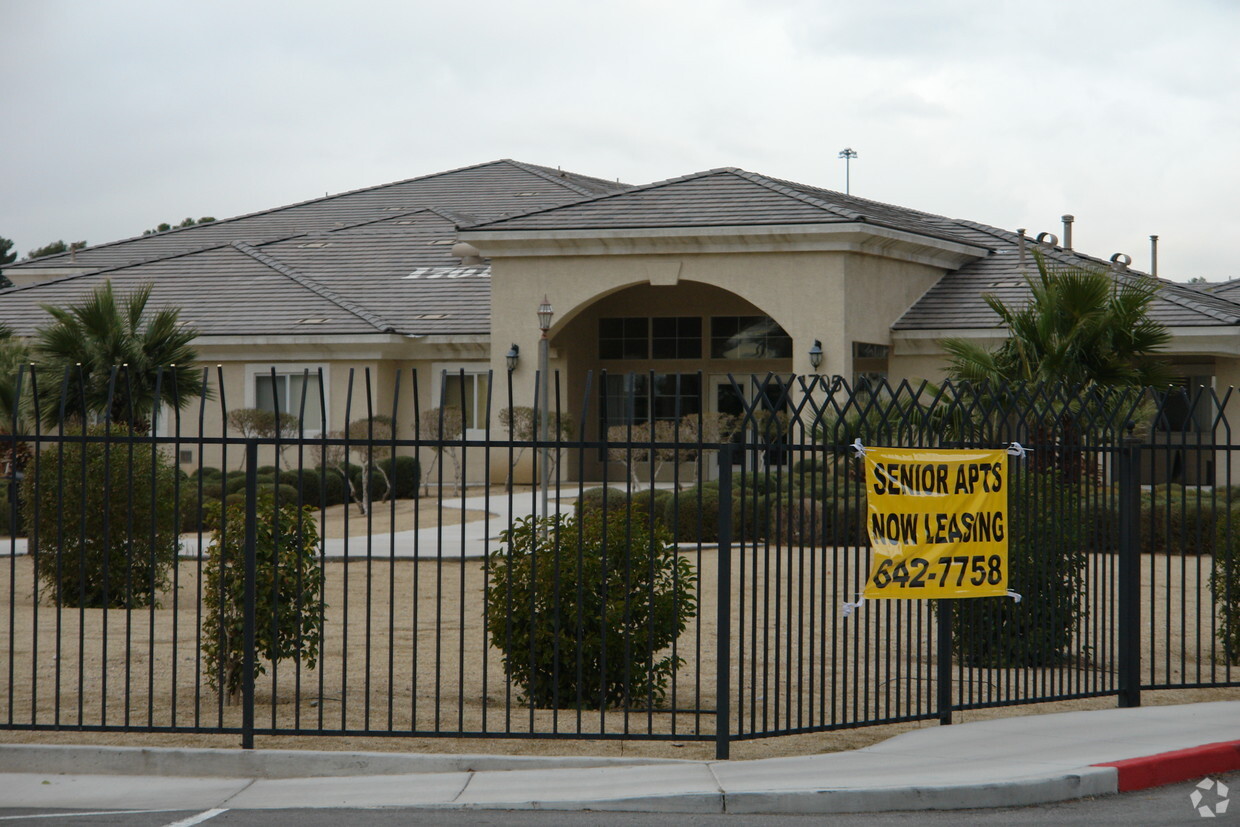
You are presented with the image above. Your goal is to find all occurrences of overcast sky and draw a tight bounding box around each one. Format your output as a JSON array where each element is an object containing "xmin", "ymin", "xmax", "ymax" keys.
[{"xmin": 2, "ymin": 0, "xmax": 1236, "ymax": 281}]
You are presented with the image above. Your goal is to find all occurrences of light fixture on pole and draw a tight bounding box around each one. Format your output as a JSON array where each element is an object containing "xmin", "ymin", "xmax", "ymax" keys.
[
  {"xmin": 537, "ymin": 296, "xmax": 554, "ymax": 526},
  {"xmin": 838, "ymin": 147, "xmax": 858, "ymax": 195},
  {"xmin": 808, "ymin": 339, "xmax": 823, "ymax": 371},
  {"xmin": 505, "ymin": 343, "xmax": 520, "ymax": 372}
]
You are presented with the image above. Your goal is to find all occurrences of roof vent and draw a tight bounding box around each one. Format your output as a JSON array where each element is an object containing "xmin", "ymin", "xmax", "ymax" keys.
[
  {"xmin": 1110, "ymin": 253, "xmax": 1132, "ymax": 273},
  {"xmin": 296, "ymin": 318, "xmax": 330, "ymax": 324},
  {"xmin": 1035, "ymin": 231, "xmax": 1060, "ymax": 248},
  {"xmin": 451, "ymin": 242, "xmax": 484, "ymax": 265},
  {"xmin": 1061, "ymin": 215, "xmax": 1074, "ymax": 251},
  {"xmin": 1150, "ymin": 235, "xmax": 1159, "ymax": 277}
]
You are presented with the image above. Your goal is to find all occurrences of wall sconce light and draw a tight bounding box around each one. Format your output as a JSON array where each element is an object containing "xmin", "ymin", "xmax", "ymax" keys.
[
  {"xmin": 808, "ymin": 339, "xmax": 823, "ymax": 371},
  {"xmin": 505, "ymin": 343, "xmax": 520, "ymax": 372}
]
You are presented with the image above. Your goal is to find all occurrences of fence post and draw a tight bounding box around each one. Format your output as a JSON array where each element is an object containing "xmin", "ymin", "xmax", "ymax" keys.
[
  {"xmin": 242, "ymin": 440, "xmax": 258, "ymax": 748},
  {"xmin": 937, "ymin": 600, "xmax": 953, "ymax": 725},
  {"xmin": 715, "ymin": 444, "xmax": 733, "ymax": 760},
  {"xmin": 1117, "ymin": 435, "xmax": 1142, "ymax": 708}
]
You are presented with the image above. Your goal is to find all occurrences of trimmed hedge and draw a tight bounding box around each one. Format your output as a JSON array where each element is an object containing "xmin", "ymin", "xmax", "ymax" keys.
[
  {"xmin": 376, "ymin": 455, "xmax": 421, "ymax": 500},
  {"xmin": 1211, "ymin": 503, "xmax": 1240, "ymax": 663}
]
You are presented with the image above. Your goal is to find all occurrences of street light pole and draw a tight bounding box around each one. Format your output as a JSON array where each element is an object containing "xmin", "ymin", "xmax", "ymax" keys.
[
  {"xmin": 838, "ymin": 147, "xmax": 858, "ymax": 195},
  {"xmin": 537, "ymin": 296, "xmax": 554, "ymax": 526}
]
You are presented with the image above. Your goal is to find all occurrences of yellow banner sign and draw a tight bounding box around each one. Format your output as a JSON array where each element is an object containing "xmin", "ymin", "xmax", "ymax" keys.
[{"xmin": 862, "ymin": 446, "xmax": 1008, "ymax": 599}]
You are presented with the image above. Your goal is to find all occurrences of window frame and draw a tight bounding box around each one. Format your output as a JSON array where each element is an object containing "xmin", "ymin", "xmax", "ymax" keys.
[
  {"xmin": 243, "ymin": 363, "xmax": 330, "ymax": 437},
  {"xmin": 432, "ymin": 362, "xmax": 493, "ymax": 437}
]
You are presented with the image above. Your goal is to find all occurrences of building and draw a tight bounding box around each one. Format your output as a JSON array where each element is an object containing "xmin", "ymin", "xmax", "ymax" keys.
[{"xmin": 3, "ymin": 159, "xmax": 1236, "ymax": 481}]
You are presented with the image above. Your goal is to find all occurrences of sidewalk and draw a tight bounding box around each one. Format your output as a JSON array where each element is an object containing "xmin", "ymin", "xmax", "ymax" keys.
[{"xmin": 1, "ymin": 701, "xmax": 1237, "ymax": 814}]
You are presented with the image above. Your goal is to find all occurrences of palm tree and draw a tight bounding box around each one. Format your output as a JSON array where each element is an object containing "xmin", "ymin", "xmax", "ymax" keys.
[
  {"xmin": 940, "ymin": 253, "xmax": 1171, "ymax": 388},
  {"xmin": 33, "ymin": 281, "xmax": 206, "ymax": 429}
]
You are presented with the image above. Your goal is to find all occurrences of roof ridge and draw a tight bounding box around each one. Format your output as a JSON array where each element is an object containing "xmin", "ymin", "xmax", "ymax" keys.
[
  {"xmin": 0, "ymin": 240, "xmax": 245, "ymax": 293},
  {"xmin": 728, "ymin": 169, "xmax": 869, "ymax": 222},
  {"xmin": 463, "ymin": 168, "xmax": 747, "ymax": 230},
  {"xmin": 5, "ymin": 159, "xmax": 554, "ymax": 269},
  {"xmin": 231, "ymin": 242, "xmax": 396, "ymax": 333},
  {"xmin": 502, "ymin": 160, "xmax": 603, "ymax": 198}
]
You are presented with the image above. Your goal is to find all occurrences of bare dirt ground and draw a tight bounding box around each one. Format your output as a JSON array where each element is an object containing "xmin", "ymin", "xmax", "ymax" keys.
[{"xmin": 1, "ymin": 544, "xmax": 1236, "ymax": 762}]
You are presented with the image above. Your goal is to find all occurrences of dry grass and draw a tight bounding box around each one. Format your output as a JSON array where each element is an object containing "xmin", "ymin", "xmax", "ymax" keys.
[{"xmin": 0, "ymin": 545, "xmax": 1235, "ymax": 762}]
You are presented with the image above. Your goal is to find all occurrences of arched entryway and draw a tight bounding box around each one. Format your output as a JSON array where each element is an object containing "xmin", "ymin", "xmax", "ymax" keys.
[{"xmin": 552, "ymin": 281, "xmax": 796, "ymax": 480}]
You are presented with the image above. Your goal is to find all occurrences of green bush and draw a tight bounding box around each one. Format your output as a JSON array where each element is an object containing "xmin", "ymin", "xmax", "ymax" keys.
[
  {"xmin": 951, "ymin": 468, "xmax": 1087, "ymax": 667},
  {"xmin": 179, "ymin": 486, "xmax": 220, "ymax": 533},
  {"xmin": 316, "ymin": 467, "xmax": 349, "ymax": 507},
  {"xmin": 665, "ymin": 485, "xmax": 721, "ymax": 542},
  {"xmin": 202, "ymin": 489, "xmax": 325, "ymax": 702},
  {"xmin": 256, "ymin": 465, "xmax": 279, "ymax": 476},
  {"xmin": 1211, "ymin": 504, "xmax": 1240, "ymax": 664},
  {"xmin": 224, "ymin": 474, "xmax": 249, "ymax": 495},
  {"xmin": 376, "ymin": 455, "xmax": 421, "ymax": 499},
  {"xmin": 575, "ymin": 487, "xmax": 667, "ymax": 533},
  {"xmin": 278, "ymin": 469, "xmax": 320, "ymax": 506},
  {"xmin": 1140, "ymin": 489, "xmax": 1222, "ymax": 556},
  {"xmin": 483, "ymin": 512, "xmax": 696, "ymax": 709},
  {"xmin": 0, "ymin": 478, "xmax": 23, "ymax": 538},
  {"xmin": 25, "ymin": 429, "xmax": 181, "ymax": 608},
  {"xmin": 194, "ymin": 466, "xmax": 222, "ymax": 480}
]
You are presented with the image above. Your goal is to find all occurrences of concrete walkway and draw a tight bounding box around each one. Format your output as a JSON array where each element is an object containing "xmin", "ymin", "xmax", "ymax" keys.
[
  {"xmin": 2, "ymin": 488, "xmax": 581, "ymax": 561},
  {"xmin": 1, "ymin": 702, "xmax": 1238, "ymax": 814}
]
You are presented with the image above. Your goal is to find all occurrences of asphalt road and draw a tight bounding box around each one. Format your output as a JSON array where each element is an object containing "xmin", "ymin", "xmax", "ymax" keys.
[{"xmin": 0, "ymin": 770, "xmax": 1235, "ymax": 826}]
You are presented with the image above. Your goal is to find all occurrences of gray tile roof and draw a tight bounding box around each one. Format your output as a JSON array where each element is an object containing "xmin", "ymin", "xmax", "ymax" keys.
[
  {"xmin": 893, "ymin": 224, "xmax": 1240, "ymax": 330},
  {"xmin": 6, "ymin": 160, "xmax": 629, "ymax": 273},
  {"xmin": 465, "ymin": 168, "xmax": 988, "ymax": 249}
]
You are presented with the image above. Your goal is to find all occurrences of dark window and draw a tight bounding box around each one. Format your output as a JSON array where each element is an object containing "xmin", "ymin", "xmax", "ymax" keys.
[
  {"xmin": 599, "ymin": 317, "xmax": 650, "ymax": 360},
  {"xmin": 651, "ymin": 316, "xmax": 702, "ymax": 359},
  {"xmin": 600, "ymin": 373, "xmax": 703, "ymax": 441},
  {"xmin": 710, "ymin": 316, "xmax": 792, "ymax": 359}
]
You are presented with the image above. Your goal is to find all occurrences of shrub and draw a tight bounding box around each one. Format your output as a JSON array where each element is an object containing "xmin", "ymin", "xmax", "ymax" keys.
[
  {"xmin": 1211, "ymin": 504, "xmax": 1240, "ymax": 664},
  {"xmin": 24, "ymin": 428, "xmax": 181, "ymax": 608},
  {"xmin": 316, "ymin": 467, "xmax": 349, "ymax": 507},
  {"xmin": 664, "ymin": 485, "xmax": 721, "ymax": 542},
  {"xmin": 575, "ymin": 487, "xmax": 667, "ymax": 533},
  {"xmin": 224, "ymin": 474, "xmax": 249, "ymax": 495},
  {"xmin": 179, "ymin": 485, "xmax": 220, "ymax": 533},
  {"xmin": 202, "ymin": 489, "xmax": 325, "ymax": 703},
  {"xmin": 376, "ymin": 455, "xmax": 420, "ymax": 500},
  {"xmin": 951, "ymin": 468, "xmax": 1087, "ymax": 667},
  {"xmin": 278, "ymin": 469, "xmax": 319, "ymax": 506},
  {"xmin": 483, "ymin": 512, "xmax": 696, "ymax": 709},
  {"xmin": 1140, "ymin": 488, "xmax": 1221, "ymax": 556},
  {"xmin": 0, "ymin": 478, "xmax": 23, "ymax": 537},
  {"xmin": 194, "ymin": 466, "xmax": 222, "ymax": 480}
]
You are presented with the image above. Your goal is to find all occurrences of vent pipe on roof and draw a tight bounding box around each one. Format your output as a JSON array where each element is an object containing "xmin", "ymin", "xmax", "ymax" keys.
[
  {"xmin": 1150, "ymin": 235, "xmax": 1159, "ymax": 277},
  {"xmin": 1061, "ymin": 215, "xmax": 1074, "ymax": 251},
  {"xmin": 1017, "ymin": 228, "xmax": 1027, "ymax": 271}
]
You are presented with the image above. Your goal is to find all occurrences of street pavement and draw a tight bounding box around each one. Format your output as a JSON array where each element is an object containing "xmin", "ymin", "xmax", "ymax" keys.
[{"xmin": 0, "ymin": 701, "xmax": 1237, "ymax": 816}]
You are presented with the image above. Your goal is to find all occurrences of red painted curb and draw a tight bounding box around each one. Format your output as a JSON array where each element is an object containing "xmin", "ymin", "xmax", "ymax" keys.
[{"xmin": 1095, "ymin": 741, "xmax": 1240, "ymax": 792}]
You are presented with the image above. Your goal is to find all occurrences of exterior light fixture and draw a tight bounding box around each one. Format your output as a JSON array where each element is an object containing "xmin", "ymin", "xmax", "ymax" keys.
[
  {"xmin": 808, "ymin": 339, "xmax": 823, "ymax": 370},
  {"xmin": 505, "ymin": 343, "xmax": 520, "ymax": 372},
  {"xmin": 537, "ymin": 296, "xmax": 554, "ymax": 334}
]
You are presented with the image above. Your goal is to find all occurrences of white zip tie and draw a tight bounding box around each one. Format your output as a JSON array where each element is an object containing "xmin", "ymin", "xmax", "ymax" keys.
[
  {"xmin": 1007, "ymin": 590, "xmax": 1023, "ymax": 603},
  {"xmin": 851, "ymin": 438, "xmax": 867, "ymax": 457},
  {"xmin": 842, "ymin": 594, "xmax": 866, "ymax": 617},
  {"xmin": 1006, "ymin": 442, "xmax": 1031, "ymax": 457}
]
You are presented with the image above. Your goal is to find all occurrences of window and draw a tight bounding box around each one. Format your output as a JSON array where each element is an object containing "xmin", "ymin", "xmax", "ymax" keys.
[
  {"xmin": 651, "ymin": 317, "xmax": 702, "ymax": 359},
  {"xmin": 599, "ymin": 317, "xmax": 650, "ymax": 360},
  {"xmin": 600, "ymin": 373, "xmax": 702, "ymax": 433},
  {"xmin": 246, "ymin": 365, "xmax": 327, "ymax": 435},
  {"xmin": 600, "ymin": 316, "xmax": 701, "ymax": 360},
  {"xmin": 443, "ymin": 372, "xmax": 490, "ymax": 432},
  {"xmin": 435, "ymin": 366, "xmax": 492, "ymax": 433},
  {"xmin": 853, "ymin": 342, "xmax": 890, "ymax": 390},
  {"xmin": 710, "ymin": 316, "xmax": 792, "ymax": 359}
]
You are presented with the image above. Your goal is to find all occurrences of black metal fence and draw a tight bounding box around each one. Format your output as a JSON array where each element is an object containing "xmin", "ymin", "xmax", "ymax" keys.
[{"xmin": 1, "ymin": 368, "xmax": 1237, "ymax": 759}]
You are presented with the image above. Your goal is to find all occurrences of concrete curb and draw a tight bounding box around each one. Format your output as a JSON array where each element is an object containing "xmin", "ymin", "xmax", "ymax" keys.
[
  {"xmin": 1095, "ymin": 740, "xmax": 1240, "ymax": 792},
  {"xmin": 0, "ymin": 743, "xmax": 689, "ymax": 779}
]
